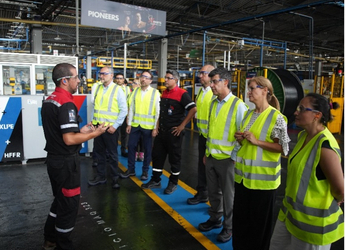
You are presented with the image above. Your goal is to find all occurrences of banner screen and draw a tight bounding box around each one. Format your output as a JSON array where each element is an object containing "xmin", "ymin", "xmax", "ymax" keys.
[{"xmin": 81, "ymin": 0, "xmax": 166, "ymax": 36}]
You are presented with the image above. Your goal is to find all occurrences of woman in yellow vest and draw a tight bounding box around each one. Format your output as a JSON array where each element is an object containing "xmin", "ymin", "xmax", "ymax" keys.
[
  {"xmin": 233, "ymin": 76, "xmax": 290, "ymax": 250},
  {"xmin": 270, "ymin": 93, "xmax": 344, "ymax": 250}
]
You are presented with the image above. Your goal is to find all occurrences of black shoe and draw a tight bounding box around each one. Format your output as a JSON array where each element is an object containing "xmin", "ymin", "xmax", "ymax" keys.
[
  {"xmin": 88, "ymin": 176, "xmax": 107, "ymax": 186},
  {"xmin": 112, "ymin": 176, "xmax": 120, "ymax": 189},
  {"xmin": 92, "ymin": 161, "xmax": 98, "ymax": 168},
  {"xmin": 140, "ymin": 171, "xmax": 148, "ymax": 180},
  {"xmin": 187, "ymin": 191, "xmax": 208, "ymax": 205},
  {"xmin": 119, "ymin": 169, "xmax": 135, "ymax": 178},
  {"xmin": 164, "ymin": 181, "xmax": 177, "ymax": 194},
  {"xmin": 141, "ymin": 179, "xmax": 161, "ymax": 189},
  {"xmin": 42, "ymin": 240, "xmax": 56, "ymax": 250},
  {"xmin": 217, "ymin": 228, "xmax": 232, "ymax": 243},
  {"xmin": 198, "ymin": 219, "xmax": 222, "ymax": 231},
  {"xmin": 121, "ymin": 151, "xmax": 128, "ymax": 157}
]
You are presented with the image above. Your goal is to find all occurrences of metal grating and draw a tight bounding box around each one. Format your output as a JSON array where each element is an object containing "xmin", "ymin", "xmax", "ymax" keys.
[
  {"xmin": 39, "ymin": 55, "xmax": 78, "ymax": 67},
  {"xmin": 0, "ymin": 53, "xmax": 38, "ymax": 64}
]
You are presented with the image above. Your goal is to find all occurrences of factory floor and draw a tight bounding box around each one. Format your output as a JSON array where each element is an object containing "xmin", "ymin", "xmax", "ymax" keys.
[{"xmin": 0, "ymin": 128, "xmax": 344, "ymax": 250}]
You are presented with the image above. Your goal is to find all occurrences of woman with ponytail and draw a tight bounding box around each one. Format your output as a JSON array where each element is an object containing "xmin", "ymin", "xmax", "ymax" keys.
[{"xmin": 233, "ymin": 76, "xmax": 290, "ymax": 250}]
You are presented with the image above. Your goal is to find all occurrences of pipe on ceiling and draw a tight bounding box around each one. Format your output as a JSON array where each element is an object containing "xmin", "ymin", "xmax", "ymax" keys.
[
  {"xmin": 208, "ymin": 38, "xmax": 339, "ymax": 63},
  {"xmin": 120, "ymin": 0, "xmax": 334, "ymax": 48},
  {"xmin": 0, "ymin": 17, "xmax": 92, "ymax": 28}
]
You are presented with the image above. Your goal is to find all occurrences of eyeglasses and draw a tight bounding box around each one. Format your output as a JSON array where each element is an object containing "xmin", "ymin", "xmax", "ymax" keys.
[
  {"xmin": 247, "ymin": 85, "xmax": 263, "ymax": 92},
  {"xmin": 98, "ymin": 72, "xmax": 111, "ymax": 76},
  {"xmin": 198, "ymin": 71, "xmax": 209, "ymax": 76},
  {"xmin": 210, "ymin": 79, "xmax": 223, "ymax": 84},
  {"xmin": 296, "ymin": 105, "xmax": 320, "ymax": 113},
  {"xmin": 57, "ymin": 75, "xmax": 79, "ymax": 81},
  {"xmin": 115, "ymin": 77, "xmax": 124, "ymax": 80},
  {"xmin": 140, "ymin": 75, "xmax": 151, "ymax": 80},
  {"xmin": 165, "ymin": 77, "xmax": 174, "ymax": 80}
]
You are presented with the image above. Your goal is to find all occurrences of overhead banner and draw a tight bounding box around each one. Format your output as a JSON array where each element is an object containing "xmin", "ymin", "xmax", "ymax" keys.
[{"xmin": 81, "ymin": 0, "xmax": 166, "ymax": 36}]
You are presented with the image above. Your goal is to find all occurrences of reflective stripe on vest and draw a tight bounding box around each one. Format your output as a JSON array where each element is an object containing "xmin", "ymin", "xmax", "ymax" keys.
[
  {"xmin": 93, "ymin": 84, "xmax": 120, "ymax": 125},
  {"xmin": 280, "ymin": 131, "xmax": 344, "ymax": 244},
  {"xmin": 235, "ymin": 109, "xmax": 281, "ymax": 184},
  {"xmin": 121, "ymin": 85, "xmax": 130, "ymax": 99},
  {"xmin": 206, "ymin": 96, "xmax": 239, "ymax": 159},
  {"xmin": 131, "ymin": 87, "xmax": 158, "ymax": 129},
  {"xmin": 284, "ymin": 134, "xmax": 340, "ymax": 222},
  {"xmin": 196, "ymin": 88, "xmax": 213, "ymax": 137}
]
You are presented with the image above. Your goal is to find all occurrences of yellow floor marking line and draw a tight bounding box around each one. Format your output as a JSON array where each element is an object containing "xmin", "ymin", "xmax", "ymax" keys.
[
  {"xmin": 118, "ymin": 163, "xmax": 219, "ymax": 250},
  {"xmin": 162, "ymin": 169, "xmax": 211, "ymax": 206}
]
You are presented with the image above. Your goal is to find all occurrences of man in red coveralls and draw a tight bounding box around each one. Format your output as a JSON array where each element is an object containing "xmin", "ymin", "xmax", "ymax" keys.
[
  {"xmin": 141, "ymin": 69, "xmax": 196, "ymax": 194},
  {"xmin": 41, "ymin": 63, "xmax": 108, "ymax": 250}
]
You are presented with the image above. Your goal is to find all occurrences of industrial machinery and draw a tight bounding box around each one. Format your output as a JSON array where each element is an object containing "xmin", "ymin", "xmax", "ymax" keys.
[{"xmin": 247, "ymin": 67, "xmax": 304, "ymax": 124}]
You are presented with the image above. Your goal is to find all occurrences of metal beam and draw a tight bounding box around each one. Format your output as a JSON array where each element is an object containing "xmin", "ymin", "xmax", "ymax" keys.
[
  {"xmin": 96, "ymin": 0, "xmax": 333, "ymax": 58},
  {"xmin": 0, "ymin": 17, "xmax": 92, "ymax": 28}
]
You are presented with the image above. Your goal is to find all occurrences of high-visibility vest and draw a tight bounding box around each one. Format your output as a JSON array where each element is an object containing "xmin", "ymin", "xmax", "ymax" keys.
[
  {"xmin": 130, "ymin": 87, "xmax": 160, "ymax": 130},
  {"xmin": 206, "ymin": 95, "xmax": 243, "ymax": 160},
  {"xmin": 91, "ymin": 81, "xmax": 101, "ymax": 104},
  {"xmin": 92, "ymin": 84, "xmax": 120, "ymax": 126},
  {"xmin": 128, "ymin": 90, "xmax": 135, "ymax": 106},
  {"xmin": 121, "ymin": 85, "xmax": 131, "ymax": 100},
  {"xmin": 278, "ymin": 128, "xmax": 344, "ymax": 245},
  {"xmin": 235, "ymin": 107, "xmax": 286, "ymax": 190},
  {"xmin": 196, "ymin": 88, "xmax": 213, "ymax": 138}
]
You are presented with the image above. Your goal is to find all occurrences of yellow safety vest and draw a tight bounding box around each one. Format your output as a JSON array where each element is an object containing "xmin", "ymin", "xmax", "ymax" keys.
[
  {"xmin": 206, "ymin": 95, "xmax": 242, "ymax": 160},
  {"xmin": 235, "ymin": 107, "xmax": 286, "ymax": 190},
  {"xmin": 92, "ymin": 84, "xmax": 120, "ymax": 126},
  {"xmin": 130, "ymin": 87, "xmax": 160, "ymax": 130},
  {"xmin": 196, "ymin": 88, "xmax": 213, "ymax": 138},
  {"xmin": 278, "ymin": 128, "xmax": 344, "ymax": 245},
  {"xmin": 121, "ymin": 85, "xmax": 131, "ymax": 100},
  {"xmin": 128, "ymin": 90, "xmax": 135, "ymax": 106}
]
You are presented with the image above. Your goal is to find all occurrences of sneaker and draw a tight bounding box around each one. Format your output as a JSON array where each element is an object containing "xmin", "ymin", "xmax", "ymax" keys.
[
  {"xmin": 141, "ymin": 179, "xmax": 161, "ymax": 189},
  {"xmin": 42, "ymin": 240, "xmax": 56, "ymax": 250},
  {"xmin": 217, "ymin": 228, "xmax": 232, "ymax": 243},
  {"xmin": 187, "ymin": 191, "xmax": 208, "ymax": 205},
  {"xmin": 138, "ymin": 152, "xmax": 144, "ymax": 162},
  {"xmin": 112, "ymin": 176, "xmax": 120, "ymax": 189},
  {"xmin": 140, "ymin": 171, "xmax": 148, "ymax": 180},
  {"xmin": 88, "ymin": 176, "xmax": 107, "ymax": 186},
  {"xmin": 119, "ymin": 169, "xmax": 135, "ymax": 178},
  {"xmin": 198, "ymin": 219, "xmax": 222, "ymax": 231},
  {"xmin": 164, "ymin": 181, "xmax": 177, "ymax": 194}
]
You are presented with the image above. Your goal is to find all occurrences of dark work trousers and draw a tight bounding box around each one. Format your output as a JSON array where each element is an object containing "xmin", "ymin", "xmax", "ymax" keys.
[
  {"xmin": 151, "ymin": 128, "xmax": 184, "ymax": 185},
  {"xmin": 93, "ymin": 130, "xmax": 120, "ymax": 181},
  {"xmin": 232, "ymin": 182, "xmax": 276, "ymax": 250},
  {"xmin": 127, "ymin": 125, "xmax": 153, "ymax": 173},
  {"xmin": 196, "ymin": 134, "xmax": 208, "ymax": 192},
  {"xmin": 205, "ymin": 156, "xmax": 235, "ymax": 230},
  {"xmin": 44, "ymin": 153, "xmax": 80, "ymax": 250},
  {"xmin": 120, "ymin": 118, "xmax": 128, "ymax": 153},
  {"xmin": 137, "ymin": 136, "xmax": 144, "ymax": 152}
]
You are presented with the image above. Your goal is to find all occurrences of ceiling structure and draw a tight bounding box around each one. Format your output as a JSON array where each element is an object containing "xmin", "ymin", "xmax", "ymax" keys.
[{"xmin": 0, "ymin": 0, "xmax": 344, "ymax": 71}]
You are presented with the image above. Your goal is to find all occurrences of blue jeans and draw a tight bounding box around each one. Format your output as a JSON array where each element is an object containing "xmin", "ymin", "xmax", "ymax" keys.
[{"xmin": 127, "ymin": 126, "xmax": 153, "ymax": 173}]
